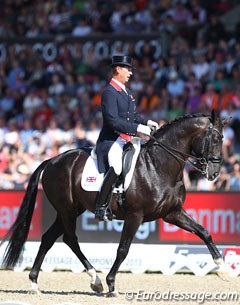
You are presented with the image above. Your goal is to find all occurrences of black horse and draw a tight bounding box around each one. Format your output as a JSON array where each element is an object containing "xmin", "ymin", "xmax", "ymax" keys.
[{"xmin": 1, "ymin": 111, "xmax": 228, "ymax": 296}]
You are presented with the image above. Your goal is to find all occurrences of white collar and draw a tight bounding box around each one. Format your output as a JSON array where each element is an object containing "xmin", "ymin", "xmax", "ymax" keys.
[{"xmin": 112, "ymin": 78, "xmax": 127, "ymax": 93}]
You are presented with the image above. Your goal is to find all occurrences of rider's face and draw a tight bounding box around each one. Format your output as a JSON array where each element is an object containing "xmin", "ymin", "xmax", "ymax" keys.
[{"xmin": 117, "ymin": 66, "xmax": 133, "ymax": 84}]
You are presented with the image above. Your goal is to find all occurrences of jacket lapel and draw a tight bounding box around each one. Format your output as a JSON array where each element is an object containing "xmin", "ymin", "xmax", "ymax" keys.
[{"xmin": 110, "ymin": 79, "xmax": 129, "ymax": 101}]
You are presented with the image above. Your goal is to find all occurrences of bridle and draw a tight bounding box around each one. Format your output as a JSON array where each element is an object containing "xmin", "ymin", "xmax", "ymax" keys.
[{"xmin": 150, "ymin": 122, "xmax": 223, "ymax": 177}]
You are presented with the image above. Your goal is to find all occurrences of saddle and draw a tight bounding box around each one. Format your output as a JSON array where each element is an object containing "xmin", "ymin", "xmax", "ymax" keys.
[{"xmin": 81, "ymin": 137, "xmax": 141, "ymax": 195}]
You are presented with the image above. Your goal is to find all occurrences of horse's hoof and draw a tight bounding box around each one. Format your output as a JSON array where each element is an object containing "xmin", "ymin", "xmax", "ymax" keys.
[
  {"xmin": 90, "ymin": 282, "xmax": 104, "ymax": 293},
  {"xmin": 29, "ymin": 281, "xmax": 41, "ymax": 295},
  {"xmin": 106, "ymin": 291, "xmax": 118, "ymax": 298},
  {"xmin": 216, "ymin": 271, "xmax": 230, "ymax": 282},
  {"xmin": 29, "ymin": 288, "xmax": 41, "ymax": 295}
]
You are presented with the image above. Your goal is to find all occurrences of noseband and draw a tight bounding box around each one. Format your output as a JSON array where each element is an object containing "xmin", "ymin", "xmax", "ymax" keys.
[
  {"xmin": 202, "ymin": 123, "xmax": 222, "ymax": 165},
  {"xmin": 150, "ymin": 122, "xmax": 223, "ymax": 177}
]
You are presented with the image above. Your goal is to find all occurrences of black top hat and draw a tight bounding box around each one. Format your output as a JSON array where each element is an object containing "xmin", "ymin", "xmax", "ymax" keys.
[{"xmin": 110, "ymin": 55, "xmax": 133, "ymax": 68}]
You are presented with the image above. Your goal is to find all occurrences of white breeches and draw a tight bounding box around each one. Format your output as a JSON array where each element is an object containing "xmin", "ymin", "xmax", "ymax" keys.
[{"xmin": 108, "ymin": 137, "xmax": 127, "ymax": 175}]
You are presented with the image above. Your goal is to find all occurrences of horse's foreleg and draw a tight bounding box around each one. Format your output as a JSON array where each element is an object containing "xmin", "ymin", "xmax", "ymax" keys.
[
  {"xmin": 106, "ymin": 213, "xmax": 143, "ymax": 297},
  {"xmin": 29, "ymin": 216, "xmax": 63, "ymax": 294},
  {"xmin": 164, "ymin": 208, "xmax": 229, "ymax": 280}
]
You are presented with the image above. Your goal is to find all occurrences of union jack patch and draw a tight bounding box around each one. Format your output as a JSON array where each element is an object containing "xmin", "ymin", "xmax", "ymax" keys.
[{"xmin": 86, "ymin": 176, "xmax": 97, "ymax": 182}]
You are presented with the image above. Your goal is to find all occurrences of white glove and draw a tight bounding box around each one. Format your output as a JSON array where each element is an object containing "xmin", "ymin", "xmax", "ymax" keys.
[
  {"xmin": 137, "ymin": 124, "xmax": 151, "ymax": 136},
  {"xmin": 147, "ymin": 120, "xmax": 159, "ymax": 130}
]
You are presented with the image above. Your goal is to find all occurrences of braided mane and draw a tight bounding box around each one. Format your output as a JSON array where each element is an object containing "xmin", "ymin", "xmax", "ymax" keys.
[{"xmin": 154, "ymin": 112, "xmax": 210, "ymax": 136}]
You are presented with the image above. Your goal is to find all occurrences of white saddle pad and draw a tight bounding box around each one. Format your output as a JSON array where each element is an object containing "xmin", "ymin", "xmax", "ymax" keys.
[{"xmin": 81, "ymin": 138, "xmax": 141, "ymax": 192}]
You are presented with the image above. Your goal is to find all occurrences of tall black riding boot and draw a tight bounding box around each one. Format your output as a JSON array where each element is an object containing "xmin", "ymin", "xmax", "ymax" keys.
[{"xmin": 95, "ymin": 167, "xmax": 118, "ymax": 221}]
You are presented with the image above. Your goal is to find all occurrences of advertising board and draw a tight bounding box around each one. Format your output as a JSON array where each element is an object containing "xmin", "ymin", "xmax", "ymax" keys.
[
  {"xmin": 1, "ymin": 191, "xmax": 240, "ymax": 244},
  {"xmin": 0, "ymin": 191, "xmax": 42, "ymax": 239}
]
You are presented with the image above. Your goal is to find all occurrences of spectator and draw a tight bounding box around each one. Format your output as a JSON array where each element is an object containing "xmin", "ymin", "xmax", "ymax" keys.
[
  {"xmin": 204, "ymin": 13, "xmax": 226, "ymax": 44},
  {"xmin": 186, "ymin": 85, "xmax": 202, "ymax": 113},
  {"xmin": 71, "ymin": 17, "xmax": 92, "ymax": 36},
  {"xmin": 199, "ymin": 84, "xmax": 219, "ymax": 112},
  {"xmin": 138, "ymin": 84, "xmax": 160, "ymax": 113},
  {"xmin": 0, "ymin": 86, "xmax": 15, "ymax": 120},
  {"xmin": 221, "ymin": 120, "xmax": 235, "ymax": 162},
  {"xmin": 211, "ymin": 69, "xmax": 229, "ymax": 94},
  {"xmin": 227, "ymin": 161, "xmax": 240, "ymax": 191},
  {"xmin": 191, "ymin": 54, "xmax": 210, "ymax": 81},
  {"xmin": 167, "ymin": 95, "xmax": 184, "ymax": 120},
  {"xmin": 23, "ymin": 89, "xmax": 43, "ymax": 118},
  {"xmin": 214, "ymin": 166, "xmax": 229, "ymax": 191},
  {"xmin": 48, "ymin": 73, "xmax": 65, "ymax": 96},
  {"xmin": 166, "ymin": 71, "xmax": 185, "ymax": 97},
  {"xmin": 0, "ymin": 0, "xmax": 240, "ymax": 191}
]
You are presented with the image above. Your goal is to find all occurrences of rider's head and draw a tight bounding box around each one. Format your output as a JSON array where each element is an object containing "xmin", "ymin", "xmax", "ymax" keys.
[{"xmin": 110, "ymin": 55, "xmax": 133, "ymax": 84}]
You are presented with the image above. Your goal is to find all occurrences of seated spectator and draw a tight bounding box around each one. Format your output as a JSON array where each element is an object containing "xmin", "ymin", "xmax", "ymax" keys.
[
  {"xmin": 208, "ymin": 51, "xmax": 226, "ymax": 81},
  {"xmin": 225, "ymin": 51, "xmax": 236, "ymax": 77},
  {"xmin": 23, "ymin": 89, "xmax": 43, "ymax": 118},
  {"xmin": 199, "ymin": 84, "xmax": 219, "ymax": 112},
  {"xmin": 48, "ymin": 73, "xmax": 65, "ymax": 96},
  {"xmin": 192, "ymin": 38, "xmax": 207, "ymax": 59},
  {"xmin": 4, "ymin": 119, "xmax": 20, "ymax": 148},
  {"xmin": 166, "ymin": 1, "xmax": 190, "ymax": 27},
  {"xmin": 188, "ymin": 0, "xmax": 206, "ymax": 29},
  {"xmin": 186, "ymin": 85, "xmax": 202, "ymax": 113},
  {"xmin": 167, "ymin": 95, "xmax": 184, "ymax": 120},
  {"xmin": 166, "ymin": 71, "xmax": 185, "ymax": 97},
  {"xmin": 72, "ymin": 17, "xmax": 92, "ymax": 36},
  {"xmin": 204, "ymin": 13, "xmax": 226, "ymax": 44},
  {"xmin": 228, "ymin": 65, "xmax": 240, "ymax": 92},
  {"xmin": 158, "ymin": 14, "xmax": 178, "ymax": 39},
  {"xmin": 214, "ymin": 166, "xmax": 229, "ymax": 191},
  {"xmin": 184, "ymin": 72, "xmax": 201, "ymax": 96},
  {"xmin": 191, "ymin": 54, "xmax": 210, "ymax": 81},
  {"xmin": 221, "ymin": 121, "xmax": 235, "ymax": 162},
  {"xmin": 226, "ymin": 161, "xmax": 240, "ymax": 191},
  {"xmin": 19, "ymin": 118, "xmax": 34, "ymax": 150},
  {"xmin": 218, "ymin": 83, "xmax": 233, "ymax": 110},
  {"xmin": 85, "ymin": 119, "xmax": 101, "ymax": 146},
  {"xmin": 129, "ymin": 72, "xmax": 144, "ymax": 99},
  {"xmin": 137, "ymin": 56, "xmax": 154, "ymax": 82},
  {"xmin": 138, "ymin": 84, "xmax": 160, "ymax": 113},
  {"xmin": 0, "ymin": 86, "xmax": 15, "ymax": 120},
  {"xmin": 231, "ymin": 84, "xmax": 240, "ymax": 107},
  {"xmin": 211, "ymin": 69, "xmax": 229, "ymax": 94}
]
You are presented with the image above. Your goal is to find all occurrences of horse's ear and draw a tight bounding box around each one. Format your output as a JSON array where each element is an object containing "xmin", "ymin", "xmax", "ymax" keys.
[
  {"xmin": 211, "ymin": 108, "xmax": 221, "ymax": 123},
  {"xmin": 211, "ymin": 109, "xmax": 216, "ymax": 123},
  {"xmin": 222, "ymin": 116, "xmax": 232, "ymax": 126}
]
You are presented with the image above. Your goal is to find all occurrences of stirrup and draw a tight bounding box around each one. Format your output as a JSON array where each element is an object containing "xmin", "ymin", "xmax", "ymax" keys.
[{"xmin": 95, "ymin": 207, "xmax": 116, "ymax": 222}]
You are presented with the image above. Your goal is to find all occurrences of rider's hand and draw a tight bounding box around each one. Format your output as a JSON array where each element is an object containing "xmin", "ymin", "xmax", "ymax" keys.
[
  {"xmin": 137, "ymin": 124, "xmax": 151, "ymax": 140},
  {"xmin": 147, "ymin": 120, "xmax": 159, "ymax": 132}
]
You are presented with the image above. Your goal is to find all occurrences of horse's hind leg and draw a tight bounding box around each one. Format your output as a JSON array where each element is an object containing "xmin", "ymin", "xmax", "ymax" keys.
[
  {"xmin": 29, "ymin": 216, "xmax": 64, "ymax": 294},
  {"xmin": 106, "ymin": 214, "xmax": 143, "ymax": 297},
  {"xmin": 62, "ymin": 214, "xmax": 103, "ymax": 293},
  {"xmin": 163, "ymin": 207, "xmax": 229, "ymax": 279}
]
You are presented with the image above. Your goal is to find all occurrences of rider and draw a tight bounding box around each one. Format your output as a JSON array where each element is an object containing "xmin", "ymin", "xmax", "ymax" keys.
[{"xmin": 94, "ymin": 55, "xmax": 159, "ymax": 221}]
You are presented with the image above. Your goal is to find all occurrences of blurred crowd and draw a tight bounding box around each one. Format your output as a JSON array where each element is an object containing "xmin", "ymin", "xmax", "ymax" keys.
[{"xmin": 1, "ymin": 0, "xmax": 240, "ymax": 191}]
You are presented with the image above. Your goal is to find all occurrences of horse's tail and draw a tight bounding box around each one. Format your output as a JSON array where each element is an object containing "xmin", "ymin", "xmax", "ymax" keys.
[{"xmin": 0, "ymin": 159, "xmax": 50, "ymax": 268}]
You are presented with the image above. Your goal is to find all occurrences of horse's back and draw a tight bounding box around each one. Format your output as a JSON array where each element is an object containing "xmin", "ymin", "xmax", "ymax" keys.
[{"xmin": 41, "ymin": 148, "xmax": 90, "ymax": 205}]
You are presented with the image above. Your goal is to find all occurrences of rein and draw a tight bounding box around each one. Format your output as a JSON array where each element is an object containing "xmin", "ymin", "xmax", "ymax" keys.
[{"xmin": 149, "ymin": 123, "xmax": 222, "ymax": 175}]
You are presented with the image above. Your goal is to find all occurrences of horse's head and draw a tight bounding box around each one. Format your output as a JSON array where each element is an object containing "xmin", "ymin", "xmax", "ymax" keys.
[
  {"xmin": 193, "ymin": 110, "xmax": 224, "ymax": 181},
  {"xmin": 148, "ymin": 110, "xmax": 224, "ymax": 181}
]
